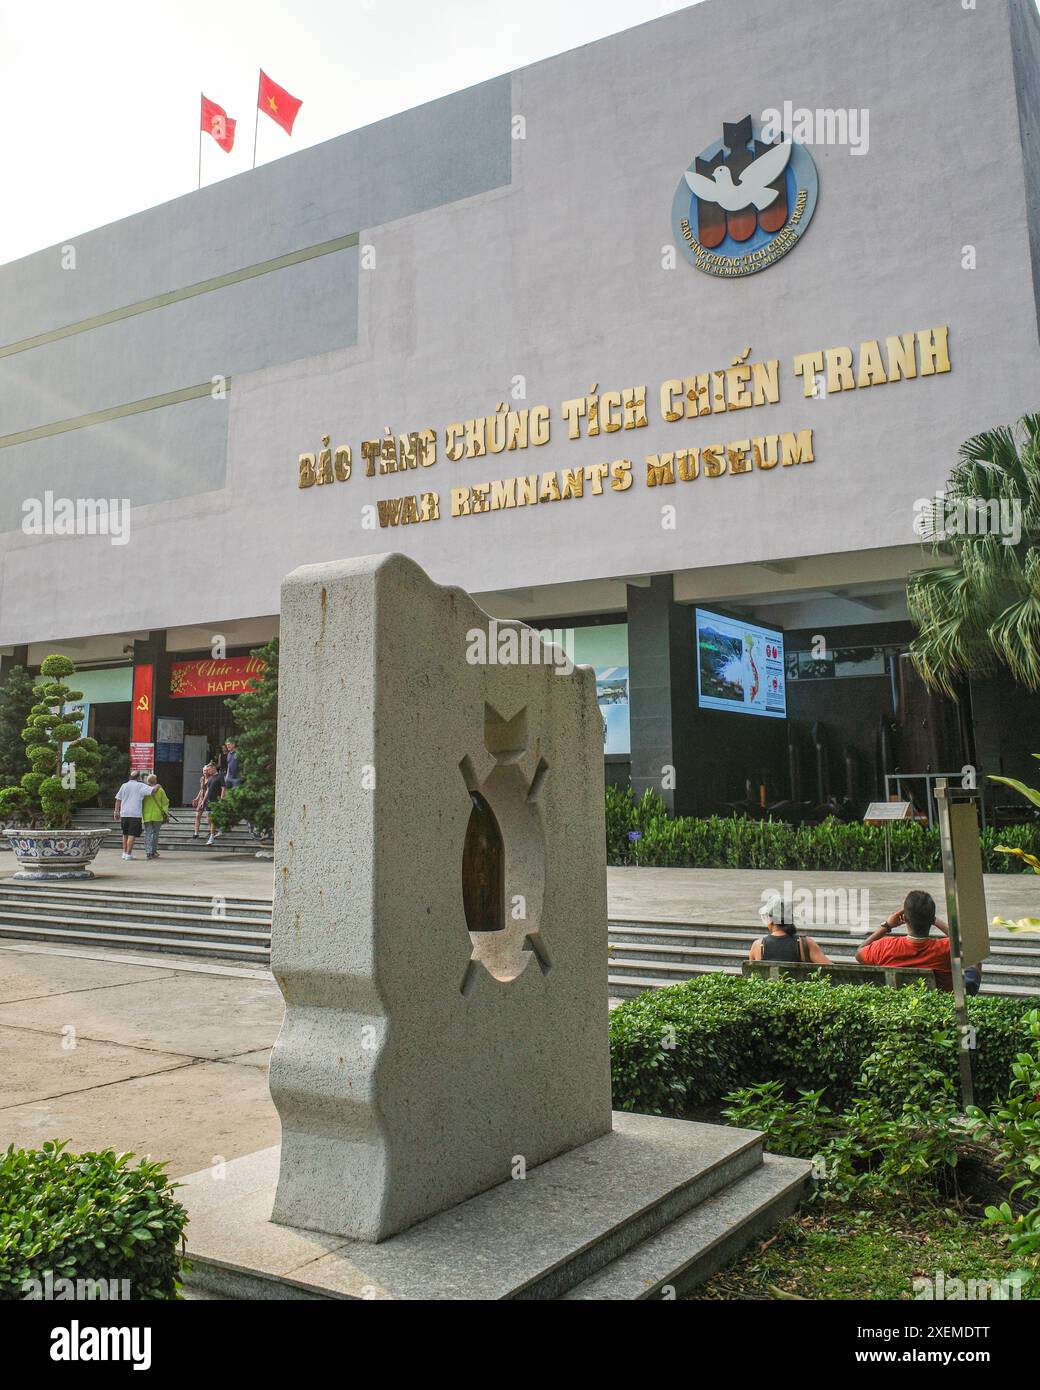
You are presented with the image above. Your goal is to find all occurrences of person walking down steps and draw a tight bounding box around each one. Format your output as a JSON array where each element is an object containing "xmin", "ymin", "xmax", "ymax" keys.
[
  {"xmin": 203, "ymin": 762, "xmax": 225, "ymax": 846},
  {"xmin": 191, "ymin": 764, "xmax": 209, "ymax": 840}
]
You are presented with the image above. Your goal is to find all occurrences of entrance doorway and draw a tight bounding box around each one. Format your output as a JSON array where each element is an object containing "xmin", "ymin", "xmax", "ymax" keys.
[{"xmin": 159, "ymin": 697, "xmax": 233, "ymax": 805}]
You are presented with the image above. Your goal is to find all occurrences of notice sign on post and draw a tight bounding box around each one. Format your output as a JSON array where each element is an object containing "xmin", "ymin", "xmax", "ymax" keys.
[
  {"xmin": 943, "ymin": 798, "xmax": 992, "ymax": 968},
  {"xmin": 935, "ymin": 781, "xmax": 991, "ymax": 1111},
  {"xmin": 130, "ymin": 742, "xmax": 155, "ymax": 774},
  {"xmin": 864, "ymin": 801, "xmax": 912, "ymax": 824},
  {"xmin": 155, "ymin": 717, "xmax": 185, "ymax": 763}
]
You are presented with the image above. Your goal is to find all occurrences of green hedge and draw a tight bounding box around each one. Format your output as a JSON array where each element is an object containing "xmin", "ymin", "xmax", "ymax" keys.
[
  {"xmin": 0, "ymin": 1143, "xmax": 187, "ymax": 1301},
  {"xmin": 606, "ymin": 786, "xmax": 1040, "ymax": 872},
  {"xmin": 609, "ymin": 974, "xmax": 1039, "ymax": 1118}
]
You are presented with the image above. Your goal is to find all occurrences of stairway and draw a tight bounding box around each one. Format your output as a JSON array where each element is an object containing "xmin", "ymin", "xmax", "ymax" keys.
[
  {"xmin": 0, "ymin": 883, "xmax": 271, "ymax": 962},
  {"xmin": 68, "ymin": 808, "xmax": 266, "ymax": 856},
  {"xmin": 608, "ymin": 921, "xmax": 1040, "ymax": 1000},
  {"xmin": 1, "ymin": 884, "xmax": 1036, "ymax": 999}
]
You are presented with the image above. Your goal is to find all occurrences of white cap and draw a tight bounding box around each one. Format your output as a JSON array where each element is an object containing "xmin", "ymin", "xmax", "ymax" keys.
[{"xmin": 759, "ymin": 891, "xmax": 799, "ymax": 928}]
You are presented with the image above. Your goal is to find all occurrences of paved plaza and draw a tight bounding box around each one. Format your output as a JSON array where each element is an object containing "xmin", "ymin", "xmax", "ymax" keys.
[
  {"xmin": 0, "ymin": 945, "xmax": 279, "ymax": 1178},
  {"xmin": 5, "ymin": 843, "xmax": 1037, "ymax": 927},
  {"xmin": 0, "ymin": 854, "xmax": 1035, "ymax": 1180}
]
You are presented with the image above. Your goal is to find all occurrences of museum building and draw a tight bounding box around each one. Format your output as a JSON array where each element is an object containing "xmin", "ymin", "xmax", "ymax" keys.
[{"xmin": 2, "ymin": 0, "xmax": 1040, "ymax": 814}]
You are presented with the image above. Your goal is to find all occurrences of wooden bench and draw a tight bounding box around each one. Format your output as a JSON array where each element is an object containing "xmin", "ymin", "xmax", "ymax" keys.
[{"xmin": 741, "ymin": 960, "xmax": 939, "ymax": 990}]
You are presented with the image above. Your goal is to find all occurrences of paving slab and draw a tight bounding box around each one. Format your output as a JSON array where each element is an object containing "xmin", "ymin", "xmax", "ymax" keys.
[
  {"xmin": 219, "ymin": 1048, "xmax": 274, "ymax": 1070},
  {"xmin": 0, "ymin": 1056, "xmax": 279, "ymax": 1175},
  {"xmin": 0, "ymin": 971, "xmax": 283, "ymax": 1060},
  {"xmin": 0, "ymin": 942, "xmax": 270, "ymax": 980},
  {"xmin": 0, "ymin": 1022, "xmax": 192, "ymax": 1109},
  {"xmin": 0, "ymin": 949, "xmax": 179, "ymax": 1003}
]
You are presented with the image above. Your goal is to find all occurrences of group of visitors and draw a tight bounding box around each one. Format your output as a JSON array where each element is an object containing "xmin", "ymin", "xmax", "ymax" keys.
[
  {"xmin": 749, "ymin": 889, "xmax": 982, "ymax": 994},
  {"xmin": 113, "ymin": 739, "xmax": 240, "ymax": 861},
  {"xmin": 191, "ymin": 741, "xmax": 241, "ymax": 845}
]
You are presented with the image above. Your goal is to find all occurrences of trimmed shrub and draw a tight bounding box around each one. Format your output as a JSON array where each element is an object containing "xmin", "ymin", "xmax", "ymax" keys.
[
  {"xmin": 609, "ymin": 974, "xmax": 1039, "ymax": 1118},
  {"xmin": 605, "ymin": 786, "xmax": 1040, "ymax": 873},
  {"xmin": 0, "ymin": 1142, "xmax": 187, "ymax": 1301},
  {"xmin": 0, "ymin": 655, "xmax": 102, "ymax": 829}
]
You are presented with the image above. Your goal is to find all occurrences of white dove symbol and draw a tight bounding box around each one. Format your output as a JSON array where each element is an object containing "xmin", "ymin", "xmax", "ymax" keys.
[{"xmin": 684, "ymin": 140, "xmax": 793, "ymax": 212}]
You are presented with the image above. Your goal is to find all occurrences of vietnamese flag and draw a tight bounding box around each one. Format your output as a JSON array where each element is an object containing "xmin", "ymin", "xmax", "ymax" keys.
[
  {"xmin": 201, "ymin": 95, "xmax": 236, "ymax": 153},
  {"xmin": 258, "ymin": 70, "xmax": 302, "ymax": 136}
]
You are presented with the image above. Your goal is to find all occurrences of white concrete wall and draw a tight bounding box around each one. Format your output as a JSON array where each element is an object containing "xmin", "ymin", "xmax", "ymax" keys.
[{"xmin": 2, "ymin": 0, "xmax": 1038, "ymax": 646}]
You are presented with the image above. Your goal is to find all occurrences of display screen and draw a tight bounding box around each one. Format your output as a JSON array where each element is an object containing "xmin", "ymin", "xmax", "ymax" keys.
[{"xmin": 695, "ymin": 609, "xmax": 786, "ymax": 719}]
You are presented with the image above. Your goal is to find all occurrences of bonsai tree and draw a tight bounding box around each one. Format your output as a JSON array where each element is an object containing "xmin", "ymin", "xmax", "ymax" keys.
[
  {"xmin": 0, "ymin": 665, "xmax": 37, "ymax": 791},
  {"xmin": 209, "ymin": 638, "xmax": 278, "ymax": 839},
  {"xmin": 0, "ymin": 655, "xmax": 102, "ymax": 829}
]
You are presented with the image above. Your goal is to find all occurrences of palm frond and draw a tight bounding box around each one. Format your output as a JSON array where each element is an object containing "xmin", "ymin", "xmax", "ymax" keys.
[{"xmin": 908, "ymin": 414, "xmax": 1040, "ymax": 693}]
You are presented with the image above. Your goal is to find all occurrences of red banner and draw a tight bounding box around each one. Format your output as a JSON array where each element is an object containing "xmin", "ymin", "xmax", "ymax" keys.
[
  {"xmin": 169, "ymin": 656, "xmax": 267, "ymax": 699},
  {"xmin": 131, "ymin": 665, "xmax": 154, "ymax": 743}
]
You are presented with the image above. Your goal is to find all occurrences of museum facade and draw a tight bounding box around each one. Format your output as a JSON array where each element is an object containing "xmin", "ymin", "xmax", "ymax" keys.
[{"xmin": 2, "ymin": 0, "xmax": 1039, "ymax": 812}]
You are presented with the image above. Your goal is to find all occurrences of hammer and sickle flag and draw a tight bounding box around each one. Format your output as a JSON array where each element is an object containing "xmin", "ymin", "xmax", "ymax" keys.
[{"xmin": 201, "ymin": 95, "xmax": 236, "ymax": 153}]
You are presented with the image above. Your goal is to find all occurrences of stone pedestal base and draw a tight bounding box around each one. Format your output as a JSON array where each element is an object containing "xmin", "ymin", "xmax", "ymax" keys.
[
  {"xmin": 11, "ymin": 867, "xmax": 96, "ymax": 880},
  {"xmin": 180, "ymin": 1113, "xmax": 808, "ymax": 1301}
]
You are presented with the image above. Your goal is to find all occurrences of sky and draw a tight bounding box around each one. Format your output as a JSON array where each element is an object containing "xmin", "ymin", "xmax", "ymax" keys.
[{"xmin": 0, "ymin": 0, "xmax": 694, "ymax": 268}]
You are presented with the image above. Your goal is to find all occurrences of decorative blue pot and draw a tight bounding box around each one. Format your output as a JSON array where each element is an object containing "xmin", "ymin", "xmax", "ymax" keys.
[{"xmin": 3, "ymin": 828, "xmax": 111, "ymax": 880}]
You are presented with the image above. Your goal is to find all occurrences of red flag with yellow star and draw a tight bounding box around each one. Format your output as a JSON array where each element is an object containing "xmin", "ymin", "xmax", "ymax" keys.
[{"xmin": 257, "ymin": 71, "xmax": 302, "ymax": 136}]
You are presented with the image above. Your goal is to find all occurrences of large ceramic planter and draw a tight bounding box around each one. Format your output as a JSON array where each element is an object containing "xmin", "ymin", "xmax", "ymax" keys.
[{"xmin": 3, "ymin": 827, "xmax": 110, "ymax": 880}]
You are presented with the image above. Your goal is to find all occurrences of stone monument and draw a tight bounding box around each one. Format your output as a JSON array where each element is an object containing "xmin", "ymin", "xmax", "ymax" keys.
[
  {"xmin": 269, "ymin": 552, "xmax": 612, "ymax": 1240},
  {"xmin": 178, "ymin": 553, "xmax": 808, "ymax": 1299}
]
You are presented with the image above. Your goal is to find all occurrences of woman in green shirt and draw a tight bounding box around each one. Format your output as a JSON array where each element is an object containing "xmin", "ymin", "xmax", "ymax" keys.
[{"xmin": 142, "ymin": 775, "xmax": 171, "ymax": 860}]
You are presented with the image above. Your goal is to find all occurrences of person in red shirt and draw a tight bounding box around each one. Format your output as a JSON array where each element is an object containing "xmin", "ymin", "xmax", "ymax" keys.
[{"xmin": 856, "ymin": 891, "xmax": 954, "ymax": 991}]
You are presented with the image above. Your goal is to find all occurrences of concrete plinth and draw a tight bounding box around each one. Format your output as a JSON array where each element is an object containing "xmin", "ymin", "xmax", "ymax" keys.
[{"xmin": 180, "ymin": 1110, "xmax": 810, "ymax": 1301}]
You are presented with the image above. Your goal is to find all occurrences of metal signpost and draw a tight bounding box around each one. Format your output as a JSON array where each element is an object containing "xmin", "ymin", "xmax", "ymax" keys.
[
  {"xmin": 863, "ymin": 800, "xmax": 911, "ymax": 873},
  {"xmin": 934, "ymin": 779, "xmax": 992, "ymax": 1111}
]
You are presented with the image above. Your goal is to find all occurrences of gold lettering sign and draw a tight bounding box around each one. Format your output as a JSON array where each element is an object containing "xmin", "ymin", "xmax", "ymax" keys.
[{"xmin": 291, "ymin": 325, "xmax": 950, "ymax": 527}]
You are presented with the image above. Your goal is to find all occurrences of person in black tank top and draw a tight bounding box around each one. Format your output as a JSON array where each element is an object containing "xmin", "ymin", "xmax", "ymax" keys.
[{"xmin": 748, "ymin": 892, "xmax": 832, "ymax": 966}]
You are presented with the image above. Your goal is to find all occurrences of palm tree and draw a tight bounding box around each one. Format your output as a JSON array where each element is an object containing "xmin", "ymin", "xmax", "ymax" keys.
[{"xmin": 907, "ymin": 414, "xmax": 1040, "ymax": 695}]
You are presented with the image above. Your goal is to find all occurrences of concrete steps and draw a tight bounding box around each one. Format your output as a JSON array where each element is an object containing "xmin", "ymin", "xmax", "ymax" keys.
[
  {"xmin": 67, "ymin": 809, "xmax": 265, "ymax": 855},
  {"xmin": 2, "ymin": 885, "xmax": 1036, "ymax": 998},
  {"xmin": 0, "ymin": 883, "xmax": 272, "ymax": 962},
  {"xmin": 607, "ymin": 919, "xmax": 1040, "ymax": 1001},
  {"xmin": 563, "ymin": 1153, "xmax": 808, "ymax": 1298}
]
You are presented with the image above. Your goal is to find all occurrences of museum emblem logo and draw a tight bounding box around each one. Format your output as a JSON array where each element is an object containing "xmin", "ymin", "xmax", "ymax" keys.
[{"xmin": 673, "ymin": 114, "xmax": 818, "ymax": 278}]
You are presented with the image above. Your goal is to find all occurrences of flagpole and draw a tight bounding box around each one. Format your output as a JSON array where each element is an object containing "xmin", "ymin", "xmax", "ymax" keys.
[
  {"xmin": 197, "ymin": 94, "xmax": 203, "ymax": 190},
  {"xmin": 252, "ymin": 70, "xmax": 261, "ymax": 170}
]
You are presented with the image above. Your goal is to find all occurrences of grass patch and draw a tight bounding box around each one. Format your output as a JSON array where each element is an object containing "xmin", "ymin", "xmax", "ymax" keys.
[{"xmin": 693, "ymin": 1198, "xmax": 1020, "ymax": 1301}]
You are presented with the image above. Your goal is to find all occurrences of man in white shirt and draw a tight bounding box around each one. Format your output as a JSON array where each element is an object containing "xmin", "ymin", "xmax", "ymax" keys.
[{"xmin": 114, "ymin": 773, "xmax": 156, "ymax": 860}]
